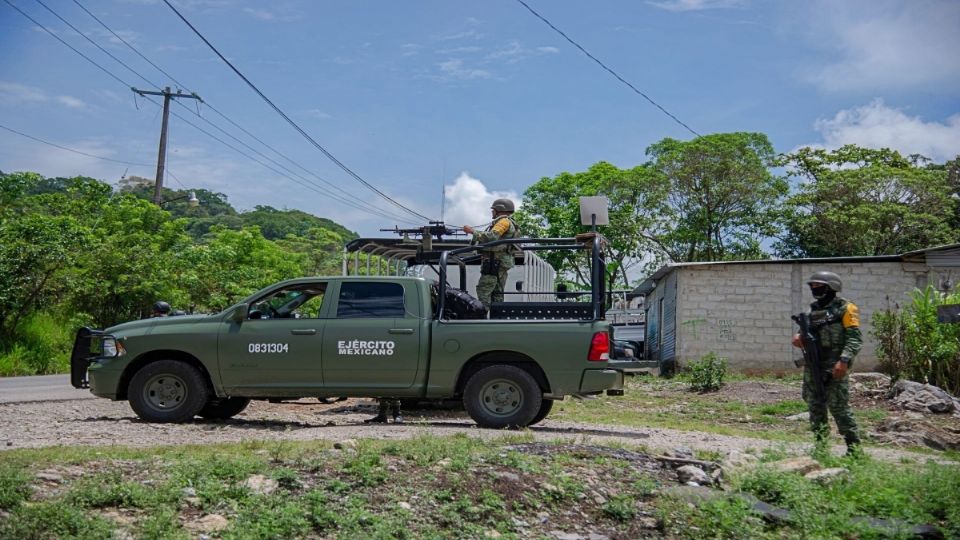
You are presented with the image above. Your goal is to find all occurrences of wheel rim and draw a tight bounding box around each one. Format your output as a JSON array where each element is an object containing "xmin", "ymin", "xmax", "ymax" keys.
[
  {"xmin": 478, "ymin": 378, "xmax": 524, "ymax": 418},
  {"xmin": 142, "ymin": 373, "xmax": 188, "ymax": 411}
]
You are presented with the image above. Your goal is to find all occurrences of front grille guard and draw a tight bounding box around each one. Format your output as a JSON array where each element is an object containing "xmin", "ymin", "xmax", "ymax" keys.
[{"xmin": 70, "ymin": 327, "xmax": 106, "ymax": 389}]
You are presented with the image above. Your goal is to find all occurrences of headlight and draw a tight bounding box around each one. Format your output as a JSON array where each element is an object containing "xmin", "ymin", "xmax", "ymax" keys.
[{"xmin": 97, "ymin": 336, "xmax": 126, "ymax": 358}]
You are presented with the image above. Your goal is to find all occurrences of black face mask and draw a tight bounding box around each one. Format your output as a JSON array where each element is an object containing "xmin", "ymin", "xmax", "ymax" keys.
[{"xmin": 810, "ymin": 284, "xmax": 828, "ymax": 299}]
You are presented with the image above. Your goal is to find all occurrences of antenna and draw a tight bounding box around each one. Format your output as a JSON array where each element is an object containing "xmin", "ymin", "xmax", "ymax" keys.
[{"xmin": 440, "ymin": 184, "xmax": 446, "ymax": 223}]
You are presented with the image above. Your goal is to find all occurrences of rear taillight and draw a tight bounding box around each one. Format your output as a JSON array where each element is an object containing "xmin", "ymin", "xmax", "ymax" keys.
[{"xmin": 587, "ymin": 331, "xmax": 610, "ymax": 361}]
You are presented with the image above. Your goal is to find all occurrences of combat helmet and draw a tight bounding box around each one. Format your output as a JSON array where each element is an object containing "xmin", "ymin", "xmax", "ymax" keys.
[
  {"xmin": 490, "ymin": 198, "xmax": 515, "ymax": 213},
  {"xmin": 807, "ymin": 271, "xmax": 842, "ymax": 292}
]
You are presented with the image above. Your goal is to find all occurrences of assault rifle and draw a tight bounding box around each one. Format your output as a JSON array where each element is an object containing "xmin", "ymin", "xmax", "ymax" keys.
[{"xmin": 792, "ymin": 312, "xmax": 826, "ymax": 407}]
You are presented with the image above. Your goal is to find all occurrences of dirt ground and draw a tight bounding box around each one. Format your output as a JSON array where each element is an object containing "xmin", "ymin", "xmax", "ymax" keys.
[{"xmin": 1, "ymin": 378, "xmax": 954, "ymax": 464}]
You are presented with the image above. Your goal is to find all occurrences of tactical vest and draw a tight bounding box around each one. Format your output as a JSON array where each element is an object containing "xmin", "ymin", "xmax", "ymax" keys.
[
  {"xmin": 482, "ymin": 217, "xmax": 521, "ymax": 267},
  {"xmin": 809, "ymin": 297, "xmax": 848, "ymax": 364}
]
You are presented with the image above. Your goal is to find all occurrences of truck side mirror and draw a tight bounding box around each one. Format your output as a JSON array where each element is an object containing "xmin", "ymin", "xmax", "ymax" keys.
[{"xmin": 229, "ymin": 304, "xmax": 248, "ymax": 324}]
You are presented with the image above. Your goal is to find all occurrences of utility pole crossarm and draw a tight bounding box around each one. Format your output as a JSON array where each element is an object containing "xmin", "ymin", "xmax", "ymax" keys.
[{"xmin": 131, "ymin": 86, "xmax": 203, "ymax": 205}]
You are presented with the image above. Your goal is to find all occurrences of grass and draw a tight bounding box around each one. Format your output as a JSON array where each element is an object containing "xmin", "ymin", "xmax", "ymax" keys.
[
  {"xmin": 551, "ymin": 375, "xmax": 895, "ymax": 446},
  {"xmin": 660, "ymin": 449, "xmax": 960, "ymax": 539},
  {"xmin": 0, "ymin": 436, "xmax": 664, "ymax": 539},
  {"xmin": 1, "ymin": 435, "xmax": 956, "ymax": 539}
]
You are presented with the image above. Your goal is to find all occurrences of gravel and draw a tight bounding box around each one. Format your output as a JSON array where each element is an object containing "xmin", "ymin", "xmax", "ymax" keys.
[{"xmin": 0, "ymin": 397, "xmax": 939, "ymax": 463}]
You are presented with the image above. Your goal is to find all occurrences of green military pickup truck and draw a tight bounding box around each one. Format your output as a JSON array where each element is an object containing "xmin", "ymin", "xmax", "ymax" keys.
[{"xmin": 71, "ymin": 236, "xmax": 640, "ymax": 428}]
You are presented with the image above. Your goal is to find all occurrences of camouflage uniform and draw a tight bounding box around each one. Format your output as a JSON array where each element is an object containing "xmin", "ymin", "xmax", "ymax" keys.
[
  {"xmin": 473, "ymin": 216, "xmax": 520, "ymax": 309},
  {"xmin": 802, "ymin": 296, "xmax": 862, "ymax": 449}
]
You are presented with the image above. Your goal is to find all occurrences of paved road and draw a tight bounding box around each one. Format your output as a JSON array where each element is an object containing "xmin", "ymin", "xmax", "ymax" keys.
[{"xmin": 0, "ymin": 374, "xmax": 94, "ymax": 403}]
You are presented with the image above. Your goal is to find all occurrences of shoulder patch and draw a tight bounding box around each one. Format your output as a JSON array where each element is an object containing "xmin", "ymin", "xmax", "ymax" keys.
[
  {"xmin": 842, "ymin": 303, "xmax": 860, "ymax": 328},
  {"xmin": 491, "ymin": 218, "xmax": 511, "ymax": 236}
]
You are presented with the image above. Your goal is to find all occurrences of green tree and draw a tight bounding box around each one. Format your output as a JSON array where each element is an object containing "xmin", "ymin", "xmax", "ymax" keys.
[
  {"xmin": 174, "ymin": 225, "xmax": 305, "ymax": 312},
  {"xmin": 776, "ymin": 146, "xmax": 959, "ymax": 257},
  {"xmin": 518, "ymin": 161, "xmax": 669, "ymax": 287},
  {"xmin": 646, "ymin": 132, "xmax": 787, "ymax": 262},
  {"xmin": 0, "ymin": 213, "xmax": 86, "ymax": 339},
  {"xmin": 275, "ymin": 227, "xmax": 344, "ymax": 276}
]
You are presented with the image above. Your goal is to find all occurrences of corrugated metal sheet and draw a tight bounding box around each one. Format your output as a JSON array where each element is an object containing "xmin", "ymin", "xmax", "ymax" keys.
[
  {"xmin": 661, "ymin": 270, "xmax": 678, "ymax": 364},
  {"xmin": 645, "ymin": 302, "xmax": 659, "ymax": 362},
  {"xmin": 926, "ymin": 247, "xmax": 960, "ymax": 267}
]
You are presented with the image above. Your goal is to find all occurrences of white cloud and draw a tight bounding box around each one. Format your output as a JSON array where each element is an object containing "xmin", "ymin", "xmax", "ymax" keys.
[
  {"xmin": 804, "ymin": 0, "xmax": 960, "ymax": 92},
  {"xmin": 442, "ymin": 173, "xmax": 520, "ymax": 228},
  {"xmin": 647, "ymin": 0, "xmax": 745, "ymax": 12},
  {"xmin": 57, "ymin": 96, "xmax": 87, "ymax": 109},
  {"xmin": 436, "ymin": 46, "xmax": 482, "ymax": 55},
  {"xmin": 0, "ymin": 81, "xmax": 87, "ymax": 110},
  {"xmin": 304, "ymin": 109, "xmax": 331, "ymax": 120},
  {"xmin": 440, "ymin": 29, "xmax": 483, "ymax": 41},
  {"xmin": 0, "ymin": 81, "xmax": 47, "ymax": 105},
  {"xmin": 437, "ymin": 59, "xmax": 491, "ymax": 81},
  {"xmin": 806, "ymin": 99, "xmax": 960, "ymax": 162},
  {"xmin": 400, "ymin": 43, "xmax": 422, "ymax": 57},
  {"xmin": 536, "ymin": 46, "xmax": 559, "ymax": 54},
  {"xmin": 243, "ymin": 7, "xmax": 274, "ymax": 20}
]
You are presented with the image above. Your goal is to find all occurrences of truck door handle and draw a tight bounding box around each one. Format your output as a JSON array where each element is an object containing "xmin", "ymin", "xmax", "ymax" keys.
[
  {"xmin": 290, "ymin": 329, "xmax": 317, "ymax": 335},
  {"xmin": 388, "ymin": 328, "xmax": 414, "ymax": 334}
]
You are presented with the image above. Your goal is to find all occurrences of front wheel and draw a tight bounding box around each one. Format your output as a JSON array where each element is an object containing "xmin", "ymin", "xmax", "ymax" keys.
[
  {"xmin": 199, "ymin": 397, "xmax": 251, "ymax": 420},
  {"xmin": 463, "ymin": 365, "xmax": 541, "ymax": 429},
  {"xmin": 128, "ymin": 360, "xmax": 208, "ymax": 423}
]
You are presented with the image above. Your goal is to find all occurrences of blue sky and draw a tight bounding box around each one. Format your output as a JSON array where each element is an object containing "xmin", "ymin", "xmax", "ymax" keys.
[{"xmin": 1, "ymin": 0, "xmax": 958, "ymax": 236}]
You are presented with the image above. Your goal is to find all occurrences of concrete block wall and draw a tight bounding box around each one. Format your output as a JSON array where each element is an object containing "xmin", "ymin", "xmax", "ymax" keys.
[{"xmin": 674, "ymin": 262, "xmax": 928, "ymax": 373}]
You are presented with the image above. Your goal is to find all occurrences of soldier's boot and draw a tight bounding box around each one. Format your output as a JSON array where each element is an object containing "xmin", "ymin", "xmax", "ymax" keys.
[
  {"xmin": 844, "ymin": 434, "xmax": 863, "ymax": 458},
  {"xmin": 365, "ymin": 401, "xmax": 390, "ymax": 423}
]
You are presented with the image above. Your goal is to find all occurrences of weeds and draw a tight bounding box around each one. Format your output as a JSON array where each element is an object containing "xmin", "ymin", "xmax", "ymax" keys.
[
  {"xmin": 686, "ymin": 352, "xmax": 728, "ymax": 392},
  {"xmin": 1, "ymin": 435, "xmax": 956, "ymax": 539}
]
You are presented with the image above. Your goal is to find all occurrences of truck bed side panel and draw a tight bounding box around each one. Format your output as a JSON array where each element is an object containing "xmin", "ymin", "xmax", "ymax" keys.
[{"xmin": 426, "ymin": 320, "xmax": 608, "ymax": 397}]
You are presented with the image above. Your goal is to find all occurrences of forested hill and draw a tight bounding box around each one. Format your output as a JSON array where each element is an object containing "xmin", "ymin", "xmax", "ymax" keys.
[
  {"xmin": 0, "ymin": 171, "xmax": 370, "ymax": 376},
  {"xmin": 34, "ymin": 174, "xmax": 359, "ymax": 241}
]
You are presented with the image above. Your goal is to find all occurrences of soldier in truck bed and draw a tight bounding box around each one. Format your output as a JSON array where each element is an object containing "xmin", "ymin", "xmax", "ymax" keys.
[{"xmin": 462, "ymin": 198, "xmax": 521, "ymax": 310}]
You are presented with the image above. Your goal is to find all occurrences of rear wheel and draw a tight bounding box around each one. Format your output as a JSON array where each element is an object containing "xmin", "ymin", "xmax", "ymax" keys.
[
  {"xmin": 463, "ymin": 365, "xmax": 541, "ymax": 429},
  {"xmin": 198, "ymin": 397, "xmax": 251, "ymax": 420},
  {"xmin": 528, "ymin": 398, "xmax": 554, "ymax": 426},
  {"xmin": 128, "ymin": 360, "xmax": 208, "ymax": 423}
]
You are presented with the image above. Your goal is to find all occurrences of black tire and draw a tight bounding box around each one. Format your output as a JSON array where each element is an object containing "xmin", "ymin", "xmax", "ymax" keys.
[
  {"xmin": 198, "ymin": 397, "xmax": 251, "ymax": 420},
  {"xmin": 528, "ymin": 399, "xmax": 554, "ymax": 426},
  {"xmin": 463, "ymin": 365, "xmax": 541, "ymax": 429},
  {"xmin": 128, "ymin": 360, "xmax": 208, "ymax": 423}
]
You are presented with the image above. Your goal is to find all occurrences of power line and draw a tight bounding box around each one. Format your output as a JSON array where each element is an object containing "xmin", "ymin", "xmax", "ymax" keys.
[
  {"xmin": 161, "ymin": 0, "xmax": 435, "ymax": 223},
  {"xmin": 0, "ymin": 123, "xmax": 153, "ymax": 167},
  {"xmin": 513, "ymin": 0, "xmax": 701, "ymax": 138},
  {"xmin": 4, "ymin": 0, "xmax": 422, "ymax": 225},
  {"xmin": 2, "ymin": 0, "xmax": 129, "ymax": 88},
  {"xmin": 68, "ymin": 0, "xmax": 421, "ymax": 224}
]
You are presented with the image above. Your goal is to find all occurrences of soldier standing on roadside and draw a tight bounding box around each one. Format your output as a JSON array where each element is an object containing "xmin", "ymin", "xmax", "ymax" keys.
[
  {"xmin": 792, "ymin": 271, "xmax": 863, "ymax": 456},
  {"xmin": 462, "ymin": 199, "xmax": 521, "ymax": 310}
]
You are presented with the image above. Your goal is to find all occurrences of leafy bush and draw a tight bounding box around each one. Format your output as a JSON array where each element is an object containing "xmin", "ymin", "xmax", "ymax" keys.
[
  {"xmin": 873, "ymin": 285, "xmax": 960, "ymax": 395},
  {"xmin": 0, "ymin": 311, "xmax": 86, "ymax": 376},
  {"xmin": 687, "ymin": 352, "xmax": 727, "ymax": 392}
]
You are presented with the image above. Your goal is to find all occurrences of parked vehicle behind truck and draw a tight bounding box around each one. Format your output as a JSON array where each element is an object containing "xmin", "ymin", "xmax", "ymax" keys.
[{"xmin": 71, "ymin": 234, "xmax": 644, "ymax": 428}]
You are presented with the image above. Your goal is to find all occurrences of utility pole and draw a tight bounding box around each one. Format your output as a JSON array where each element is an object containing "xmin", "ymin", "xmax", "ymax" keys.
[{"xmin": 131, "ymin": 87, "xmax": 202, "ymax": 205}]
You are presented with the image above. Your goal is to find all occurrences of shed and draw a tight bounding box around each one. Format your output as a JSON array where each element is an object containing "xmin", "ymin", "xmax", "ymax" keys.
[{"xmin": 635, "ymin": 244, "xmax": 960, "ymax": 373}]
